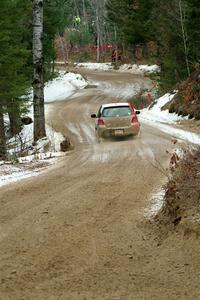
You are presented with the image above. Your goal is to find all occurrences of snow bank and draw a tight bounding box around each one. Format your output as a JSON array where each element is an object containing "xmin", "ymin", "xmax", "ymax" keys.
[
  {"xmin": 0, "ymin": 126, "xmax": 66, "ymax": 188},
  {"xmin": 26, "ymin": 71, "xmax": 88, "ymax": 103},
  {"xmin": 44, "ymin": 71, "xmax": 88, "ymax": 102},
  {"xmin": 75, "ymin": 62, "xmax": 160, "ymax": 74},
  {"xmin": 13, "ymin": 71, "xmax": 87, "ymax": 153},
  {"xmin": 119, "ymin": 64, "xmax": 160, "ymax": 74},
  {"xmin": 144, "ymin": 188, "xmax": 165, "ymax": 218},
  {"xmin": 1, "ymin": 120, "xmax": 66, "ymax": 187},
  {"xmin": 0, "ymin": 153, "xmax": 65, "ymax": 188},
  {"xmin": 75, "ymin": 62, "xmax": 113, "ymax": 71},
  {"xmin": 1, "ymin": 72, "xmax": 87, "ymax": 187},
  {"xmin": 140, "ymin": 93, "xmax": 200, "ymax": 145},
  {"xmin": 138, "ymin": 64, "xmax": 160, "ymax": 73},
  {"xmin": 140, "ymin": 93, "xmax": 185, "ymax": 124}
]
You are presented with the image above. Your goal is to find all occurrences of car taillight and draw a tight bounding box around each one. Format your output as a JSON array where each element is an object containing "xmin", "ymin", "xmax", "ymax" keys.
[
  {"xmin": 97, "ymin": 117, "xmax": 105, "ymax": 125},
  {"xmin": 131, "ymin": 114, "xmax": 138, "ymax": 124}
]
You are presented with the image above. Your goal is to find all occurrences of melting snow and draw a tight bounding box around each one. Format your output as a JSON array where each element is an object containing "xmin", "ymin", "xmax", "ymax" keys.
[
  {"xmin": 44, "ymin": 71, "xmax": 88, "ymax": 102},
  {"xmin": 119, "ymin": 64, "xmax": 160, "ymax": 74},
  {"xmin": 75, "ymin": 62, "xmax": 160, "ymax": 75},
  {"xmin": 0, "ymin": 71, "xmax": 88, "ymax": 187},
  {"xmin": 76, "ymin": 62, "xmax": 113, "ymax": 71},
  {"xmin": 144, "ymin": 188, "xmax": 165, "ymax": 218},
  {"xmin": 140, "ymin": 93, "xmax": 200, "ymax": 145}
]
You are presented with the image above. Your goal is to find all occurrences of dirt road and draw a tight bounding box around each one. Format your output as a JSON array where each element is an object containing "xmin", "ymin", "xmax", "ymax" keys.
[{"xmin": 0, "ymin": 71, "xmax": 199, "ymax": 300}]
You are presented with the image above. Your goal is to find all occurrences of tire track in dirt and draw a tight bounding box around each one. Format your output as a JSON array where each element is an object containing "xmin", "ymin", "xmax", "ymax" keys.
[{"xmin": 0, "ymin": 70, "xmax": 185, "ymax": 300}]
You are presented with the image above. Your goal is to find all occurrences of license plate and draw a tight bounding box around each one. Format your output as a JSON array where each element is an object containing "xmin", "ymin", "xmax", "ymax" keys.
[{"xmin": 114, "ymin": 129, "xmax": 124, "ymax": 135}]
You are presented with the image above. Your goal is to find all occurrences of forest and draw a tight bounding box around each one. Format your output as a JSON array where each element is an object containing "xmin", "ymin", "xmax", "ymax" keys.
[
  {"xmin": 0, "ymin": 0, "xmax": 200, "ymax": 158},
  {"xmin": 1, "ymin": 2, "xmax": 200, "ymax": 298}
]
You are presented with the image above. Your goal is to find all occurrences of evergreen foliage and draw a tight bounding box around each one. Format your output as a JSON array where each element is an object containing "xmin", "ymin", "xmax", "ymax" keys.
[
  {"xmin": 106, "ymin": 0, "xmax": 200, "ymax": 90},
  {"xmin": 106, "ymin": 0, "xmax": 154, "ymax": 44},
  {"xmin": 44, "ymin": 0, "xmax": 70, "ymax": 74},
  {"xmin": 0, "ymin": 0, "xmax": 71, "ymax": 157},
  {"xmin": 187, "ymin": 0, "xmax": 200, "ymax": 65},
  {"xmin": 152, "ymin": 0, "xmax": 200, "ymax": 90},
  {"xmin": 0, "ymin": 0, "xmax": 199, "ymax": 157},
  {"xmin": 0, "ymin": 0, "xmax": 31, "ymax": 138}
]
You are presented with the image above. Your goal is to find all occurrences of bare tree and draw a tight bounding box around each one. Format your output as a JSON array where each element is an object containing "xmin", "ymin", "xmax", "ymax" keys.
[
  {"xmin": 160, "ymin": 0, "xmax": 191, "ymax": 77},
  {"xmin": 90, "ymin": 0, "xmax": 106, "ymax": 62},
  {"xmin": 179, "ymin": 0, "xmax": 190, "ymax": 76},
  {"xmin": 33, "ymin": 0, "xmax": 46, "ymax": 142},
  {"xmin": 82, "ymin": 0, "xmax": 89, "ymax": 30},
  {"xmin": 96, "ymin": 9, "xmax": 100, "ymax": 62}
]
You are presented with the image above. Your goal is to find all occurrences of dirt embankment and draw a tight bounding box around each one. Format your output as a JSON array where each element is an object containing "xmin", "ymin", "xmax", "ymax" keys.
[
  {"xmin": 154, "ymin": 148, "xmax": 200, "ymax": 238},
  {"xmin": 157, "ymin": 68, "xmax": 200, "ymax": 234},
  {"xmin": 162, "ymin": 68, "xmax": 200, "ymax": 119}
]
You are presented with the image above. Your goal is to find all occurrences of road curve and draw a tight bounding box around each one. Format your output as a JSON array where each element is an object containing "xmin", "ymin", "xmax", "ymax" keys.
[{"xmin": 0, "ymin": 71, "xmax": 195, "ymax": 300}]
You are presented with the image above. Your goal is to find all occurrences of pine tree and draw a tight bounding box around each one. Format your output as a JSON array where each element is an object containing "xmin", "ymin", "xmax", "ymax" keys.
[
  {"xmin": 151, "ymin": 0, "xmax": 200, "ymax": 90},
  {"xmin": 0, "ymin": 0, "xmax": 31, "ymax": 157},
  {"xmin": 186, "ymin": 0, "xmax": 200, "ymax": 65},
  {"xmin": 106, "ymin": 0, "xmax": 154, "ymax": 45},
  {"xmin": 0, "ymin": 0, "xmax": 73, "ymax": 157}
]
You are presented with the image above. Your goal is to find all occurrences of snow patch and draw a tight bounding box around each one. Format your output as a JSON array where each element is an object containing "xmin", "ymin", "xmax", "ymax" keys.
[
  {"xmin": 143, "ymin": 119, "xmax": 200, "ymax": 145},
  {"xmin": 1, "ymin": 71, "xmax": 88, "ymax": 187},
  {"xmin": 140, "ymin": 93, "xmax": 186, "ymax": 124},
  {"xmin": 1, "ymin": 122, "xmax": 66, "ymax": 188},
  {"xmin": 144, "ymin": 188, "xmax": 165, "ymax": 218},
  {"xmin": 0, "ymin": 165, "xmax": 42, "ymax": 187},
  {"xmin": 75, "ymin": 62, "xmax": 113, "ymax": 71},
  {"xmin": 75, "ymin": 62, "xmax": 160, "ymax": 74},
  {"xmin": 119, "ymin": 64, "xmax": 160, "ymax": 74},
  {"xmin": 27, "ymin": 71, "xmax": 88, "ymax": 103},
  {"xmin": 140, "ymin": 92, "xmax": 200, "ymax": 145},
  {"xmin": 0, "ymin": 153, "xmax": 66, "ymax": 188},
  {"xmin": 44, "ymin": 72, "xmax": 88, "ymax": 102}
]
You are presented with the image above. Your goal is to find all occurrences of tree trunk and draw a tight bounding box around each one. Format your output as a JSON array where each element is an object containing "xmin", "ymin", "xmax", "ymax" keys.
[
  {"xmin": 7, "ymin": 100, "xmax": 22, "ymax": 137},
  {"xmin": 82, "ymin": 0, "xmax": 89, "ymax": 31},
  {"xmin": 59, "ymin": 35, "xmax": 67, "ymax": 66},
  {"xmin": 0, "ymin": 105, "xmax": 7, "ymax": 159},
  {"xmin": 33, "ymin": 0, "xmax": 46, "ymax": 143},
  {"xmin": 96, "ymin": 13, "xmax": 100, "ymax": 63},
  {"xmin": 179, "ymin": 0, "xmax": 190, "ymax": 76}
]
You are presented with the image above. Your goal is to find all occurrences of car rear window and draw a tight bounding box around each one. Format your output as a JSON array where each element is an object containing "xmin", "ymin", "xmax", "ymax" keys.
[{"xmin": 102, "ymin": 106, "xmax": 132, "ymax": 117}]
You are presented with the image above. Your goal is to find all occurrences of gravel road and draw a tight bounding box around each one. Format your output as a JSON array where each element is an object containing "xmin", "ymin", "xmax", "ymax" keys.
[{"xmin": 0, "ymin": 70, "xmax": 198, "ymax": 300}]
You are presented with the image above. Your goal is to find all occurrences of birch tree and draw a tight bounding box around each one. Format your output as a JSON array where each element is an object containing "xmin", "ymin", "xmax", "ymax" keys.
[
  {"xmin": 90, "ymin": 0, "xmax": 106, "ymax": 62},
  {"xmin": 150, "ymin": 0, "xmax": 194, "ymax": 89},
  {"xmin": 0, "ymin": 108, "xmax": 6, "ymax": 159},
  {"xmin": 95, "ymin": 5, "xmax": 101, "ymax": 63},
  {"xmin": 179, "ymin": 0, "xmax": 190, "ymax": 76},
  {"xmin": 33, "ymin": 0, "xmax": 46, "ymax": 142}
]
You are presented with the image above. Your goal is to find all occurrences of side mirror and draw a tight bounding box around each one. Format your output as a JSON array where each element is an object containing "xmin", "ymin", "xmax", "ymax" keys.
[
  {"xmin": 136, "ymin": 110, "xmax": 140, "ymax": 115},
  {"xmin": 91, "ymin": 114, "xmax": 97, "ymax": 118}
]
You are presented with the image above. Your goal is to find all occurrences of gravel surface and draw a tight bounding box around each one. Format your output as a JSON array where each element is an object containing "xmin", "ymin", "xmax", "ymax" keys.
[{"xmin": 0, "ymin": 70, "xmax": 199, "ymax": 300}]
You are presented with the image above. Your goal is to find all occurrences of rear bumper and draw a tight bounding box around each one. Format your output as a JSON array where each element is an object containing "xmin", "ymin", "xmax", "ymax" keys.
[{"xmin": 96, "ymin": 124, "xmax": 140, "ymax": 138}]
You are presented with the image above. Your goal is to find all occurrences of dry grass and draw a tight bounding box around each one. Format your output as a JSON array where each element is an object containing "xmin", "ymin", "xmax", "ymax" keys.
[
  {"xmin": 155, "ymin": 148, "xmax": 200, "ymax": 233},
  {"xmin": 162, "ymin": 68, "xmax": 200, "ymax": 119}
]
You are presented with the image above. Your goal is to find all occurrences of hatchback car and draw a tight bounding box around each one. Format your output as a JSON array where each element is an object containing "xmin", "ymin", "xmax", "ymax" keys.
[{"xmin": 91, "ymin": 102, "xmax": 140, "ymax": 140}]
